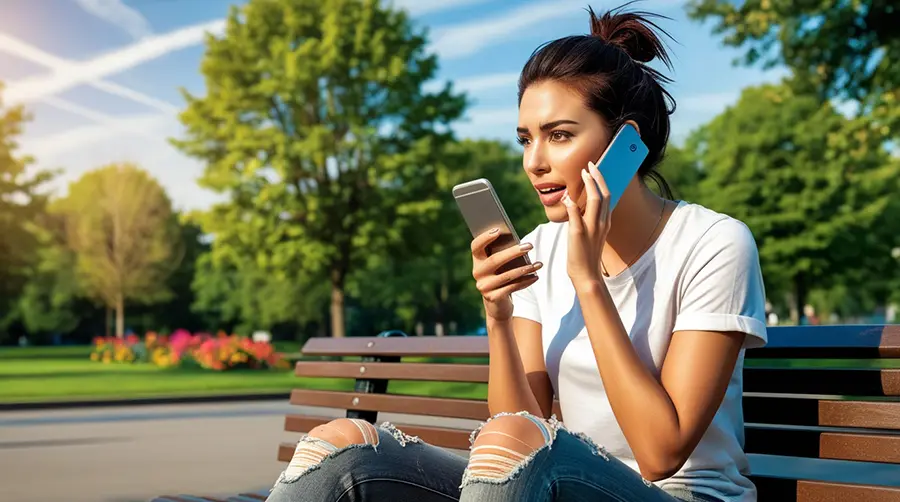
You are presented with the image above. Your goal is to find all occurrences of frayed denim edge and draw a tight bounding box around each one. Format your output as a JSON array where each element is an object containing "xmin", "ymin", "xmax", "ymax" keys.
[{"xmin": 275, "ymin": 422, "xmax": 420, "ymax": 486}]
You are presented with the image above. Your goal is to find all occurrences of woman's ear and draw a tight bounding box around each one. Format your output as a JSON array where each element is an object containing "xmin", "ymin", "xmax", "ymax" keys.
[{"xmin": 623, "ymin": 120, "xmax": 641, "ymax": 136}]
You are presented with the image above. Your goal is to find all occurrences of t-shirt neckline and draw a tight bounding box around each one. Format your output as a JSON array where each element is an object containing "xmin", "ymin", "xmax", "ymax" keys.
[{"xmin": 602, "ymin": 200, "xmax": 688, "ymax": 289}]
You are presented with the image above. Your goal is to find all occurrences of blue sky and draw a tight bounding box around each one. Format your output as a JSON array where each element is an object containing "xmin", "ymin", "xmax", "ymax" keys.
[{"xmin": 0, "ymin": 0, "xmax": 786, "ymax": 211}]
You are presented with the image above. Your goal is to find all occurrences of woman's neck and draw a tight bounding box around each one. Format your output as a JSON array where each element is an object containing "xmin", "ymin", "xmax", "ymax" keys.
[{"xmin": 602, "ymin": 183, "xmax": 670, "ymax": 277}]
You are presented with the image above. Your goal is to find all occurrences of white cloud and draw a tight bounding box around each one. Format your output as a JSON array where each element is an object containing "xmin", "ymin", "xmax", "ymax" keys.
[
  {"xmin": 21, "ymin": 113, "xmax": 222, "ymax": 211},
  {"xmin": 389, "ymin": 0, "xmax": 492, "ymax": 16},
  {"xmin": 424, "ymin": 71, "xmax": 520, "ymax": 96},
  {"xmin": 4, "ymin": 18, "xmax": 225, "ymax": 104},
  {"xmin": 678, "ymin": 91, "xmax": 739, "ymax": 114},
  {"xmin": 0, "ymin": 32, "xmax": 179, "ymax": 114},
  {"xmin": 73, "ymin": 0, "xmax": 154, "ymax": 40},
  {"xmin": 430, "ymin": 0, "xmax": 681, "ymax": 60}
]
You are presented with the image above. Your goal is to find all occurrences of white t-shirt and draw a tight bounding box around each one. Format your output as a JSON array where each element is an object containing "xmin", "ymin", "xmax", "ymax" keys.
[{"xmin": 511, "ymin": 201, "xmax": 768, "ymax": 501}]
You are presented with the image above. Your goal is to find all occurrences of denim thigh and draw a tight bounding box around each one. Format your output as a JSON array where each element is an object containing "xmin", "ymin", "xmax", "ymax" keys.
[
  {"xmin": 267, "ymin": 423, "xmax": 467, "ymax": 502},
  {"xmin": 459, "ymin": 413, "xmax": 721, "ymax": 502}
]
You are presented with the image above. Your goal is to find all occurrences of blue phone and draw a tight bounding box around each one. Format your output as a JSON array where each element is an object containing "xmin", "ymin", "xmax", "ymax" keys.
[{"xmin": 594, "ymin": 123, "xmax": 648, "ymax": 211}]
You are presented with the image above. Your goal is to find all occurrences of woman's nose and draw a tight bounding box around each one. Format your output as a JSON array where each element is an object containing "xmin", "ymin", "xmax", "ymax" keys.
[{"xmin": 524, "ymin": 144, "xmax": 549, "ymax": 175}]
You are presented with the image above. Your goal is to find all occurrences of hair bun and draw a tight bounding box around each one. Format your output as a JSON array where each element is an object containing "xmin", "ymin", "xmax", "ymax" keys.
[{"xmin": 588, "ymin": 6, "xmax": 672, "ymax": 68}]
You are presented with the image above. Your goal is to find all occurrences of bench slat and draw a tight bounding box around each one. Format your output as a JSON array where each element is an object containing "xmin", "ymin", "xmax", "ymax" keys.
[
  {"xmin": 746, "ymin": 325, "xmax": 900, "ymax": 359},
  {"xmin": 748, "ymin": 453, "xmax": 900, "ymax": 487},
  {"xmin": 284, "ymin": 415, "xmax": 473, "ymax": 450},
  {"xmin": 746, "ymin": 424, "xmax": 900, "ymax": 463},
  {"xmin": 295, "ymin": 361, "xmax": 489, "ymax": 382},
  {"xmin": 300, "ymin": 324, "xmax": 900, "ymax": 359},
  {"xmin": 290, "ymin": 389, "xmax": 489, "ymax": 420},
  {"xmin": 745, "ymin": 397, "xmax": 900, "ymax": 429},
  {"xmin": 754, "ymin": 477, "xmax": 900, "ymax": 502},
  {"xmin": 302, "ymin": 337, "xmax": 488, "ymax": 357},
  {"xmin": 745, "ymin": 367, "xmax": 900, "ymax": 396}
]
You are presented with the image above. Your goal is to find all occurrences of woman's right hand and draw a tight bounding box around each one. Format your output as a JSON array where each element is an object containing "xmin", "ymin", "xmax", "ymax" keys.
[{"xmin": 471, "ymin": 228, "xmax": 542, "ymax": 322}]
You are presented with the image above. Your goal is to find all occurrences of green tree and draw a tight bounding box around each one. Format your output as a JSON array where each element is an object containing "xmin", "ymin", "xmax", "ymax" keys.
[
  {"xmin": 172, "ymin": 0, "xmax": 465, "ymax": 337},
  {"xmin": 0, "ymin": 83, "xmax": 54, "ymax": 336},
  {"xmin": 349, "ymin": 139, "xmax": 545, "ymax": 336},
  {"xmin": 687, "ymin": 83, "xmax": 900, "ymax": 321},
  {"xmin": 14, "ymin": 210, "xmax": 81, "ymax": 336},
  {"xmin": 656, "ymin": 144, "xmax": 704, "ymax": 202},
  {"xmin": 57, "ymin": 163, "xmax": 183, "ymax": 338},
  {"xmin": 687, "ymin": 0, "xmax": 900, "ymax": 135}
]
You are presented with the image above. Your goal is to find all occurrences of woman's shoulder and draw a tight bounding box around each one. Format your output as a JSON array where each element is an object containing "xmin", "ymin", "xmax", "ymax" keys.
[
  {"xmin": 671, "ymin": 201, "xmax": 761, "ymax": 275},
  {"xmin": 671, "ymin": 201, "xmax": 758, "ymax": 252}
]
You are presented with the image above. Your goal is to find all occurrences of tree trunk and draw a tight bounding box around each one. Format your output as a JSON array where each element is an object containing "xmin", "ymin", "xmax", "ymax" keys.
[
  {"xmin": 115, "ymin": 293, "xmax": 125, "ymax": 338},
  {"xmin": 105, "ymin": 306, "xmax": 112, "ymax": 338},
  {"xmin": 330, "ymin": 269, "xmax": 346, "ymax": 338}
]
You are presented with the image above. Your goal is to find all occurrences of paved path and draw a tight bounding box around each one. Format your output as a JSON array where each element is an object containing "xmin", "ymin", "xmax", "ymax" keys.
[
  {"xmin": 0, "ymin": 401, "xmax": 302, "ymax": 502},
  {"xmin": 0, "ymin": 400, "xmax": 477, "ymax": 502}
]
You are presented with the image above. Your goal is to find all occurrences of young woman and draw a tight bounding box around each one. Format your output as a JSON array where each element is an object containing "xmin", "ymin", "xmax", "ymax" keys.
[{"xmin": 266, "ymin": 6, "xmax": 767, "ymax": 502}]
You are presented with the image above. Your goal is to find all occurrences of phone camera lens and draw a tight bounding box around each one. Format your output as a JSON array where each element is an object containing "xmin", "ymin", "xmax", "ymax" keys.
[{"xmin": 629, "ymin": 144, "xmax": 637, "ymax": 152}]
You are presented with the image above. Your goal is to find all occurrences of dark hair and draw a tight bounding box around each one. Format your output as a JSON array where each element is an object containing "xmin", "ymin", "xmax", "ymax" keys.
[{"xmin": 517, "ymin": 3, "xmax": 676, "ymax": 198}]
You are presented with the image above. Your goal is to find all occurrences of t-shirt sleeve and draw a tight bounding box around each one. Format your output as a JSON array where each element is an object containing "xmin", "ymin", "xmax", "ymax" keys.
[
  {"xmin": 510, "ymin": 231, "xmax": 541, "ymax": 324},
  {"xmin": 673, "ymin": 218, "xmax": 768, "ymax": 348}
]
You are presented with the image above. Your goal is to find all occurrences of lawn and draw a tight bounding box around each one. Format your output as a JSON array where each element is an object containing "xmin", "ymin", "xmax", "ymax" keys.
[
  {"xmin": 3, "ymin": 345, "xmax": 895, "ymax": 404},
  {"xmin": 0, "ymin": 345, "xmax": 485, "ymax": 404}
]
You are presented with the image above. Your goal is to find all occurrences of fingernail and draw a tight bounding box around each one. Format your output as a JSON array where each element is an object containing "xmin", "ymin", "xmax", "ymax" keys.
[
  {"xmin": 562, "ymin": 195, "xmax": 573, "ymax": 207},
  {"xmin": 489, "ymin": 228, "xmax": 500, "ymax": 234},
  {"xmin": 588, "ymin": 161, "xmax": 595, "ymax": 170},
  {"xmin": 520, "ymin": 243, "xmax": 533, "ymax": 251},
  {"xmin": 533, "ymin": 262, "xmax": 543, "ymax": 270}
]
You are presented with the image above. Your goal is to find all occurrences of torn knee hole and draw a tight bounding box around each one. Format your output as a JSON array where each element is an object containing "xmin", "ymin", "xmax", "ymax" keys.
[
  {"xmin": 279, "ymin": 418, "xmax": 378, "ymax": 482},
  {"xmin": 463, "ymin": 414, "xmax": 553, "ymax": 484}
]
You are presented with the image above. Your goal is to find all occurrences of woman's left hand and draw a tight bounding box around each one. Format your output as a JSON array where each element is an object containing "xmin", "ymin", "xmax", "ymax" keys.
[{"xmin": 562, "ymin": 161, "xmax": 612, "ymax": 289}]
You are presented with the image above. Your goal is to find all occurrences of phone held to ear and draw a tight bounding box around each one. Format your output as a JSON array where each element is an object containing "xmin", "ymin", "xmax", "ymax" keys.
[
  {"xmin": 452, "ymin": 178, "xmax": 534, "ymax": 277},
  {"xmin": 594, "ymin": 123, "xmax": 649, "ymax": 211}
]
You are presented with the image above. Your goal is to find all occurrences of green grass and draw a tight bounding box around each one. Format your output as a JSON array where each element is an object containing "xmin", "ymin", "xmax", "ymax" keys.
[
  {"xmin": 0, "ymin": 345, "xmax": 485, "ymax": 404},
  {"xmin": 3, "ymin": 345, "xmax": 895, "ymax": 404}
]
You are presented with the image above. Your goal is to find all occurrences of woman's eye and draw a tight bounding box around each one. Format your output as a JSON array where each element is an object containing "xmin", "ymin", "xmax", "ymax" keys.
[
  {"xmin": 516, "ymin": 136, "xmax": 530, "ymax": 146},
  {"xmin": 550, "ymin": 131, "xmax": 572, "ymax": 142}
]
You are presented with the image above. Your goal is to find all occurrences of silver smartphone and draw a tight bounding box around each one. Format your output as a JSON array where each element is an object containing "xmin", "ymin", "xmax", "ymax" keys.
[{"xmin": 452, "ymin": 178, "xmax": 533, "ymax": 276}]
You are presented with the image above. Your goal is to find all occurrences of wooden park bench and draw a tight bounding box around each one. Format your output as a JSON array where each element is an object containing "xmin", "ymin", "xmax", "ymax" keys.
[{"xmin": 158, "ymin": 324, "xmax": 900, "ymax": 501}]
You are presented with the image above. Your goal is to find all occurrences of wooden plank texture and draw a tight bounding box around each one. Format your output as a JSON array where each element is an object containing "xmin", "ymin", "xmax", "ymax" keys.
[
  {"xmin": 302, "ymin": 336, "xmax": 488, "ymax": 358},
  {"xmin": 744, "ymin": 367, "xmax": 900, "ymax": 396},
  {"xmin": 747, "ymin": 325, "xmax": 900, "ymax": 359},
  {"xmin": 289, "ymin": 389, "xmax": 490, "ymax": 420},
  {"xmin": 284, "ymin": 415, "xmax": 473, "ymax": 450},
  {"xmin": 295, "ymin": 361, "xmax": 489, "ymax": 382},
  {"xmin": 744, "ymin": 397, "xmax": 900, "ymax": 429},
  {"xmin": 299, "ymin": 325, "xmax": 900, "ymax": 359},
  {"xmin": 746, "ymin": 424, "xmax": 900, "ymax": 463}
]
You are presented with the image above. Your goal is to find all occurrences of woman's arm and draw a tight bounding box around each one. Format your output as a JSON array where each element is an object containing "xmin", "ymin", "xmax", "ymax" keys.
[
  {"xmin": 563, "ymin": 164, "xmax": 766, "ymax": 481},
  {"xmin": 575, "ymin": 280, "xmax": 745, "ymax": 481},
  {"xmin": 486, "ymin": 317, "xmax": 554, "ymax": 418},
  {"xmin": 468, "ymin": 229, "xmax": 554, "ymax": 419}
]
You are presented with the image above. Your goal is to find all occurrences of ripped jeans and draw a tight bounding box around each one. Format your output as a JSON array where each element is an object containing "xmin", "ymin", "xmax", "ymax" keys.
[{"xmin": 266, "ymin": 412, "xmax": 721, "ymax": 502}]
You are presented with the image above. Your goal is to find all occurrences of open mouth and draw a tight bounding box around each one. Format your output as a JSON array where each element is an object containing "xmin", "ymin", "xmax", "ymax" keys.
[{"xmin": 537, "ymin": 186, "xmax": 565, "ymax": 194}]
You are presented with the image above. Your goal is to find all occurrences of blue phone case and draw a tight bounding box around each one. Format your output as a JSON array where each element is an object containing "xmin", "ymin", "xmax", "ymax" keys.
[{"xmin": 594, "ymin": 124, "xmax": 649, "ymax": 211}]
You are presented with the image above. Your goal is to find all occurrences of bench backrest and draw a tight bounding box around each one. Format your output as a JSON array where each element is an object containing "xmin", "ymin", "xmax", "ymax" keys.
[{"xmin": 280, "ymin": 325, "xmax": 900, "ymax": 499}]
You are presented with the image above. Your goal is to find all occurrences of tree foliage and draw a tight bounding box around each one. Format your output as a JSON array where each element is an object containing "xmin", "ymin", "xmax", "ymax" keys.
[
  {"xmin": 349, "ymin": 139, "xmax": 545, "ymax": 335},
  {"xmin": 56, "ymin": 163, "xmax": 183, "ymax": 337},
  {"xmin": 0, "ymin": 83, "xmax": 54, "ymax": 333},
  {"xmin": 173, "ymin": 0, "xmax": 466, "ymax": 337},
  {"xmin": 687, "ymin": 0, "xmax": 900, "ymax": 136},
  {"xmin": 686, "ymin": 82, "xmax": 900, "ymax": 319}
]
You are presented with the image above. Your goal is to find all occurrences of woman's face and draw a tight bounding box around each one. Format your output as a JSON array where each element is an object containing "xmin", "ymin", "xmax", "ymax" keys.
[{"xmin": 517, "ymin": 80, "xmax": 611, "ymax": 223}]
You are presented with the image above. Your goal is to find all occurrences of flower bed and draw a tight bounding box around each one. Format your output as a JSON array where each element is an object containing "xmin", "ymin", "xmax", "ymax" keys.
[{"xmin": 90, "ymin": 330, "xmax": 288, "ymax": 371}]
